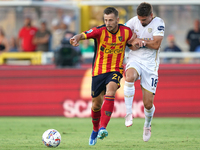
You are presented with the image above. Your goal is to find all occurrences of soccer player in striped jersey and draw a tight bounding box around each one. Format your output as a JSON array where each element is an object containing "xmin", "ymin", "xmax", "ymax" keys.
[
  {"xmin": 70, "ymin": 7, "xmax": 133, "ymax": 146},
  {"xmin": 124, "ymin": 2, "xmax": 165, "ymax": 142}
]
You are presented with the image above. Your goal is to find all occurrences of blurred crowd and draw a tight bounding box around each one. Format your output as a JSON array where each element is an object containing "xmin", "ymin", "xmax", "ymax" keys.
[
  {"xmin": 0, "ymin": 9, "xmax": 95, "ymax": 67},
  {"xmin": 162, "ymin": 19, "xmax": 200, "ymax": 64},
  {"xmin": 0, "ymin": 9, "xmax": 199, "ymax": 65}
]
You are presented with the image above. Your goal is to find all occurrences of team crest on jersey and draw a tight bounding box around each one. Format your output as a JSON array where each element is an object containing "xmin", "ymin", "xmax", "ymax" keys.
[
  {"xmin": 100, "ymin": 46, "xmax": 105, "ymax": 52},
  {"xmin": 118, "ymin": 36, "xmax": 122, "ymax": 41},
  {"xmin": 135, "ymin": 29, "xmax": 139, "ymax": 32},
  {"xmin": 86, "ymin": 29, "xmax": 93, "ymax": 34},
  {"xmin": 148, "ymin": 28, "xmax": 152, "ymax": 33}
]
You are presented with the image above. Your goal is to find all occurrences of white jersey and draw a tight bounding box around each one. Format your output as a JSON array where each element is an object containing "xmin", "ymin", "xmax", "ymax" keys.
[{"xmin": 125, "ymin": 16, "xmax": 165, "ymax": 72}]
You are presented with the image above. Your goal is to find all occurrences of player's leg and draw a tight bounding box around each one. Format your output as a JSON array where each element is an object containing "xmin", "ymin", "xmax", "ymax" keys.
[
  {"xmin": 140, "ymin": 66, "xmax": 158, "ymax": 142},
  {"xmin": 98, "ymin": 81, "xmax": 119, "ymax": 140},
  {"xmin": 89, "ymin": 91, "xmax": 105, "ymax": 145},
  {"xmin": 100, "ymin": 81, "xmax": 118, "ymax": 128},
  {"xmin": 91, "ymin": 91, "xmax": 104, "ymax": 132},
  {"xmin": 142, "ymin": 88, "xmax": 155, "ymax": 142},
  {"xmin": 98, "ymin": 72, "xmax": 122, "ymax": 140},
  {"xmin": 124, "ymin": 68, "xmax": 139, "ymax": 127},
  {"xmin": 89, "ymin": 75, "xmax": 106, "ymax": 146}
]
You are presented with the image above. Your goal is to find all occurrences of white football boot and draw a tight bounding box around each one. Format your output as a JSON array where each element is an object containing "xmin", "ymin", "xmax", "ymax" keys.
[
  {"xmin": 125, "ymin": 113, "xmax": 133, "ymax": 127},
  {"xmin": 143, "ymin": 126, "xmax": 151, "ymax": 142}
]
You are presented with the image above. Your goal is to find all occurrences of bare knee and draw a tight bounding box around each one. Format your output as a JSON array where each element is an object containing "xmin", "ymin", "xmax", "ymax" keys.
[
  {"xmin": 125, "ymin": 69, "xmax": 138, "ymax": 82},
  {"xmin": 105, "ymin": 81, "xmax": 118, "ymax": 96},
  {"xmin": 105, "ymin": 90, "xmax": 116, "ymax": 96},
  {"xmin": 143, "ymin": 102, "xmax": 153, "ymax": 110},
  {"xmin": 92, "ymin": 101, "xmax": 102, "ymax": 110},
  {"xmin": 125, "ymin": 76, "xmax": 135, "ymax": 82},
  {"xmin": 92, "ymin": 97, "xmax": 103, "ymax": 110}
]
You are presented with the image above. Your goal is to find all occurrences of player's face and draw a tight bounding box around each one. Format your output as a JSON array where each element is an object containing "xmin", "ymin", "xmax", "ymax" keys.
[
  {"xmin": 104, "ymin": 13, "xmax": 119, "ymax": 33},
  {"xmin": 138, "ymin": 13, "xmax": 153, "ymax": 27}
]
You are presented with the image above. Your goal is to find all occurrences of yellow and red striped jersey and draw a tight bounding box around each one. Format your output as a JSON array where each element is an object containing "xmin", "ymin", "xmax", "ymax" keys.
[{"xmin": 82, "ymin": 24, "xmax": 132, "ymax": 76}]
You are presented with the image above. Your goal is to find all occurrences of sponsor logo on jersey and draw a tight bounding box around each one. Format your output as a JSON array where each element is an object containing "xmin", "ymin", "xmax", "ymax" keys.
[
  {"xmin": 148, "ymin": 28, "xmax": 152, "ymax": 33},
  {"xmin": 157, "ymin": 26, "xmax": 165, "ymax": 31},
  {"xmin": 86, "ymin": 29, "xmax": 93, "ymax": 34},
  {"xmin": 104, "ymin": 48, "xmax": 123, "ymax": 54}
]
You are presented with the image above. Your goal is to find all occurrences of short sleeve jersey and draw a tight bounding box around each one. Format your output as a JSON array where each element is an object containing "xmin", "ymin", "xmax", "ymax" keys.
[
  {"xmin": 82, "ymin": 24, "xmax": 132, "ymax": 76},
  {"xmin": 125, "ymin": 16, "xmax": 165, "ymax": 71},
  {"xmin": 19, "ymin": 26, "xmax": 38, "ymax": 52}
]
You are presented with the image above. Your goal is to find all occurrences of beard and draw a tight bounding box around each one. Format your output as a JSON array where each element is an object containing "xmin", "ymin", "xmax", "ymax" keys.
[
  {"xmin": 142, "ymin": 23, "xmax": 147, "ymax": 27},
  {"xmin": 106, "ymin": 22, "xmax": 118, "ymax": 33}
]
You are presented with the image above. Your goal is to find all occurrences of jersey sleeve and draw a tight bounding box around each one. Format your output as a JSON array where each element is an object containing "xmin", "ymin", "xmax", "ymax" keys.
[
  {"xmin": 153, "ymin": 18, "xmax": 165, "ymax": 37},
  {"xmin": 127, "ymin": 28, "xmax": 133, "ymax": 41},
  {"xmin": 124, "ymin": 17, "xmax": 135, "ymax": 30},
  {"xmin": 82, "ymin": 27, "xmax": 100, "ymax": 39},
  {"xmin": 126, "ymin": 27, "xmax": 133, "ymax": 47}
]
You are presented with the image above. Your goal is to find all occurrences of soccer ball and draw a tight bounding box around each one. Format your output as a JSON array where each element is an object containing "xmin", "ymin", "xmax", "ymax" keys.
[{"xmin": 42, "ymin": 129, "xmax": 61, "ymax": 148}]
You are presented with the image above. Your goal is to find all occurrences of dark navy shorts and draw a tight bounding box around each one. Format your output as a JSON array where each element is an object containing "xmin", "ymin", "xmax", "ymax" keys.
[{"xmin": 91, "ymin": 71, "xmax": 123, "ymax": 98}]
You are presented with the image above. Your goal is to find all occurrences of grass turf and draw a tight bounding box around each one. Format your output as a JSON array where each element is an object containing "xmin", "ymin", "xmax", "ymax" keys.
[{"xmin": 1, "ymin": 117, "xmax": 200, "ymax": 150}]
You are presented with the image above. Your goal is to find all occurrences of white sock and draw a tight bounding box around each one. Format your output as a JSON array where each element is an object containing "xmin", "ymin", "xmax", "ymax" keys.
[
  {"xmin": 124, "ymin": 81, "xmax": 135, "ymax": 115},
  {"xmin": 144, "ymin": 105, "xmax": 155, "ymax": 128}
]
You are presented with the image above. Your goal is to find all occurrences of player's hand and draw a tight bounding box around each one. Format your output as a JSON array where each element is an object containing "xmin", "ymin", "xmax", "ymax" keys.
[
  {"xmin": 138, "ymin": 40, "xmax": 146, "ymax": 48},
  {"xmin": 132, "ymin": 39, "xmax": 146, "ymax": 48},
  {"xmin": 128, "ymin": 32, "xmax": 137, "ymax": 44},
  {"xmin": 70, "ymin": 37, "xmax": 79, "ymax": 47}
]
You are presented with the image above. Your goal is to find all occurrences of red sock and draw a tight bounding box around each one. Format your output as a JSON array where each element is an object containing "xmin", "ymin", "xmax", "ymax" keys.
[
  {"xmin": 100, "ymin": 95, "xmax": 115, "ymax": 128},
  {"xmin": 91, "ymin": 108, "xmax": 101, "ymax": 132}
]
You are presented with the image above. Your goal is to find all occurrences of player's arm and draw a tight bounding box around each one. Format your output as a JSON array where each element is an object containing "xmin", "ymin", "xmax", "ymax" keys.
[
  {"xmin": 128, "ymin": 42, "xmax": 140, "ymax": 50},
  {"xmin": 144, "ymin": 36, "xmax": 163, "ymax": 50},
  {"xmin": 127, "ymin": 31, "xmax": 139, "ymax": 51},
  {"xmin": 70, "ymin": 33, "xmax": 85, "ymax": 47},
  {"xmin": 130, "ymin": 36, "xmax": 163, "ymax": 50},
  {"xmin": 129, "ymin": 38, "xmax": 145, "ymax": 50},
  {"xmin": 144, "ymin": 23, "xmax": 165, "ymax": 50}
]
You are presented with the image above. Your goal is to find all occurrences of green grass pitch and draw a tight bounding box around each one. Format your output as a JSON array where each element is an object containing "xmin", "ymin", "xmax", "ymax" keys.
[{"xmin": 1, "ymin": 117, "xmax": 200, "ymax": 150}]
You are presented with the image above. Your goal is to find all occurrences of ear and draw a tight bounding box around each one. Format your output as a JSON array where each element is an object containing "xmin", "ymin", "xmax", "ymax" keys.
[
  {"xmin": 117, "ymin": 17, "xmax": 119, "ymax": 23},
  {"xmin": 151, "ymin": 13, "xmax": 153, "ymax": 18}
]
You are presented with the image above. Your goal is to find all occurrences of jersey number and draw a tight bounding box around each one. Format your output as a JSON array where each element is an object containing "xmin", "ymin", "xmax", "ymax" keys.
[
  {"xmin": 112, "ymin": 73, "xmax": 120, "ymax": 82},
  {"xmin": 151, "ymin": 78, "xmax": 158, "ymax": 87}
]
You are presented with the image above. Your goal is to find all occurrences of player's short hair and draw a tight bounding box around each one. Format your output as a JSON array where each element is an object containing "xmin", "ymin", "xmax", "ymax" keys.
[
  {"xmin": 137, "ymin": 2, "xmax": 153, "ymax": 17},
  {"xmin": 104, "ymin": 7, "xmax": 118, "ymax": 18}
]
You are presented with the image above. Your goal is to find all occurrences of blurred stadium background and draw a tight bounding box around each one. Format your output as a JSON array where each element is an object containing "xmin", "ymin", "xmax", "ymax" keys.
[{"xmin": 0, "ymin": 0, "xmax": 200, "ymax": 118}]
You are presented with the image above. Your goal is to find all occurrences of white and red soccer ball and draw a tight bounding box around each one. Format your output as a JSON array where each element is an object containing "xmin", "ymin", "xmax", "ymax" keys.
[{"xmin": 42, "ymin": 129, "xmax": 61, "ymax": 148}]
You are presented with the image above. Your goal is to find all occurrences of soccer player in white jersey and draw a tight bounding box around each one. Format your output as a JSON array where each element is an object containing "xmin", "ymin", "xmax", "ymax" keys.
[{"xmin": 124, "ymin": 2, "xmax": 165, "ymax": 142}]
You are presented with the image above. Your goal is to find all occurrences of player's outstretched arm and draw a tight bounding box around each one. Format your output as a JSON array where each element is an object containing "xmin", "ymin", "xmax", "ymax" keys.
[{"xmin": 70, "ymin": 33, "xmax": 85, "ymax": 47}]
